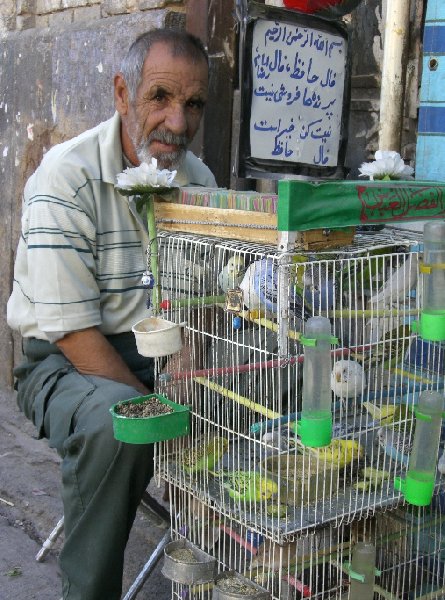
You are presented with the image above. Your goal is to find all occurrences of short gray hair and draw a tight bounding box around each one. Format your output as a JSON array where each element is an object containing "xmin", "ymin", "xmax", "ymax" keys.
[{"xmin": 120, "ymin": 29, "xmax": 209, "ymax": 102}]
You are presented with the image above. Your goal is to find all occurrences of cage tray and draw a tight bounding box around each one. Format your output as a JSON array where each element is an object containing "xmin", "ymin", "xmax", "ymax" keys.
[{"xmin": 161, "ymin": 431, "xmax": 403, "ymax": 542}]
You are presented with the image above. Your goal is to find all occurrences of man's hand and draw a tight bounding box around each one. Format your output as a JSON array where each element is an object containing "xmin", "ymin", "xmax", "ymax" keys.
[{"xmin": 56, "ymin": 327, "xmax": 149, "ymax": 395}]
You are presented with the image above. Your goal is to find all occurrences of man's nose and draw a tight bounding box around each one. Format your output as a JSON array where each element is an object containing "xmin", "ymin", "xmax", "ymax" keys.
[{"xmin": 165, "ymin": 103, "xmax": 187, "ymax": 134}]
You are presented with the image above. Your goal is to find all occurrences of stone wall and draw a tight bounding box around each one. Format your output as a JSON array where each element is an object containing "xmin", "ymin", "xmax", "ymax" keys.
[
  {"xmin": 0, "ymin": 0, "xmax": 185, "ymax": 33},
  {"xmin": 0, "ymin": 2, "xmax": 191, "ymax": 387}
]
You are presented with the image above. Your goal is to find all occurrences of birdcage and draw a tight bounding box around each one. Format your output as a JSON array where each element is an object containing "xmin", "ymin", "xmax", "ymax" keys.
[
  {"xmin": 151, "ymin": 226, "xmax": 445, "ymax": 545},
  {"xmin": 165, "ymin": 486, "xmax": 353, "ymax": 600},
  {"xmin": 135, "ymin": 174, "xmax": 445, "ymax": 600}
]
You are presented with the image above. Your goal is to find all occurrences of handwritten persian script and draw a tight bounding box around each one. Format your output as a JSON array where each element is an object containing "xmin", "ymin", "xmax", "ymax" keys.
[{"xmin": 250, "ymin": 20, "xmax": 346, "ymax": 167}]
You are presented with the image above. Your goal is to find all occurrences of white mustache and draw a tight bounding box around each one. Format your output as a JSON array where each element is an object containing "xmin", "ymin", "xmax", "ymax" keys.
[{"xmin": 146, "ymin": 130, "xmax": 188, "ymax": 147}]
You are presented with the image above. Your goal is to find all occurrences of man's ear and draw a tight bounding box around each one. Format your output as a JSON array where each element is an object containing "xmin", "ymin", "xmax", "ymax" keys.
[{"xmin": 114, "ymin": 73, "xmax": 129, "ymax": 116}]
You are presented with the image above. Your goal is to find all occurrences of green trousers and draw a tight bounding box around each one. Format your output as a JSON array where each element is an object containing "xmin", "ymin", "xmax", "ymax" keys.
[{"xmin": 14, "ymin": 334, "xmax": 154, "ymax": 600}]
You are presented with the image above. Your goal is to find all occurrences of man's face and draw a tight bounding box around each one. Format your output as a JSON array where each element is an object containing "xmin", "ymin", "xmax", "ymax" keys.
[{"xmin": 119, "ymin": 42, "xmax": 208, "ymax": 170}]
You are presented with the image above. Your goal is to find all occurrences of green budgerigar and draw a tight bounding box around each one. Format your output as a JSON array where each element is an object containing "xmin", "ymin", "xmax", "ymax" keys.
[
  {"xmin": 211, "ymin": 470, "xmax": 278, "ymax": 502},
  {"xmin": 182, "ymin": 436, "xmax": 229, "ymax": 474}
]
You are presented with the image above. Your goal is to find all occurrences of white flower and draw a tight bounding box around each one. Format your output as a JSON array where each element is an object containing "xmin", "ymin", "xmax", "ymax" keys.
[
  {"xmin": 358, "ymin": 150, "xmax": 414, "ymax": 181},
  {"xmin": 115, "ymin": 158, "xmax": 177, "ymax": 192}
]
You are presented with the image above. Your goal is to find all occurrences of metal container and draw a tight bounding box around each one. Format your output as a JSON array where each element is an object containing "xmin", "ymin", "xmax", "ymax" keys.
[
  {"xmin": 262, "ymin": 452, "xmax": 333, "ymax": 506},
  {"xmin": 161, "ymin": 539, "xmax": 216, "ymax": 585},
  {"xmin": 213, "ymin": 571, "xmax": 270, "ymax": 600}
]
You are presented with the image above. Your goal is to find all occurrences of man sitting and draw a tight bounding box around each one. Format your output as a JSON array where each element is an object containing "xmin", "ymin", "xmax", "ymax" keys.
[{"xmin": 7, "ymin": 28, "xmax": 216, "ymax": 600}]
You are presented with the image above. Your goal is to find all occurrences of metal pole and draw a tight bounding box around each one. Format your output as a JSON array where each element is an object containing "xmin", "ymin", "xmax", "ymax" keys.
[
  {"xmin": 35, "ymin": 516, "xmax": 64, "ymax": 562},
  {"xmin": 122, "ymin": 528, "xmax": 171, "ymax": 600}
]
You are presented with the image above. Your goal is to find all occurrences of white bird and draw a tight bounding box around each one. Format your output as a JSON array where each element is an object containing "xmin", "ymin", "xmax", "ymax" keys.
[
  {"xmin": 218, "ymin": 255, "xmax": 245, "ymax": 293},
  {"xmin": 331, "ymin": 359, "xmax": 367, "ymax": 408},
  {"xmin": 369, "ymin": 254, "xmax": 418, "ymax": 306},
  {"xmin": 366, "ymin": 254, "xmax": 418, "ymax": 344}
]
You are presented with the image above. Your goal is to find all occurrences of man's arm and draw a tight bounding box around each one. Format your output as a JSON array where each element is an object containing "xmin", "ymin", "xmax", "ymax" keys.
[{"xmin": 56, "ymin": 326, "xmax": 149, "ymax": 395}]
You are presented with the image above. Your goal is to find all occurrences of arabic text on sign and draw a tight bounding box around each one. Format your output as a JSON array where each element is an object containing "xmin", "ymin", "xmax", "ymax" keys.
[{"xmin": 250, "ymin": 19, "xmax": 346, "ymax": 167}]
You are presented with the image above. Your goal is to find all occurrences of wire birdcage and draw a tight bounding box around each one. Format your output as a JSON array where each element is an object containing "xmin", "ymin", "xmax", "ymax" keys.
[{"xmin": 150, "ymin": 227, "xmax": 445, "ymax": 599}]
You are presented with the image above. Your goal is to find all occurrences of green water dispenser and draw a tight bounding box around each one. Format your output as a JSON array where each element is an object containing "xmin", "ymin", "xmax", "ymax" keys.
[
  {"xmin": 299, "ymin": 316, "xmax": 337, "ymax": 447},
  {"xmin": 395, "ymin": 390, "xmax": 445, "ymax": 506}
]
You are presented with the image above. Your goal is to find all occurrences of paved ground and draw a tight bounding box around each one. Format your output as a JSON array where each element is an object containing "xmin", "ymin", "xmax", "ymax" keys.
[{"xmin": 0, "ymin": 385, "xmax": 172, "ymax": 600}]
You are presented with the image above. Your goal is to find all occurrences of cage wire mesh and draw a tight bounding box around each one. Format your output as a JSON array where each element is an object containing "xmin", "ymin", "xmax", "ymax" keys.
[
  {"xmin": 165, "ymin": 486, "xmax": 445, "ymax": 599},
  {"xmin": 149, "ymin": 228, "xmax": 445, "ymax": 598}
]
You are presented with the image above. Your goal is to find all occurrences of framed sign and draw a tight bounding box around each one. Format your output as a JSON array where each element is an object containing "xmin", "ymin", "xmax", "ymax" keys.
[{"xmin": 236, "ymin": 1, "xmax": 350, "ymax": 179}]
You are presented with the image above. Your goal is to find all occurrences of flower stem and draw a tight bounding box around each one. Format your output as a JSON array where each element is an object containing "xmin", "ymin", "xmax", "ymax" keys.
[{"xmin": 146, "ymin": 194, "xmax": 160, "ymax": 314}]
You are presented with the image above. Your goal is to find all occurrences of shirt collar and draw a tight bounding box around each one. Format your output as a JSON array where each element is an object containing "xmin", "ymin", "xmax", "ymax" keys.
[{"xmin": 98, "ymin": 111, "xmax": 125, "ymax": 185}]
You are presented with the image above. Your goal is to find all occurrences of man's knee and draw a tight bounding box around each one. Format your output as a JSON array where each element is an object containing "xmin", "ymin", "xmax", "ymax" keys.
[
  {"xmin": 44, "ymin": 372, "xmax": 141, "ymax": 453},
  {"xmin": 61, "ymin": 378, "xmax": 153, "ymax": 506}
]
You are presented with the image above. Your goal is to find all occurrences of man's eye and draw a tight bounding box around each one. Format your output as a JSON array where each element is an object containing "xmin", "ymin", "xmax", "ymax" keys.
[{"xmin": 187, "ymin": 99, "xmax": 205, "ymax": 111}]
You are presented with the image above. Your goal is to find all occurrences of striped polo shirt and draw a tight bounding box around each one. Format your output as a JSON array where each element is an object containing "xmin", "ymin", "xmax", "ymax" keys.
[{"xmin": 7, "ymin": 112, "xmax": 216, "ymax": 342}]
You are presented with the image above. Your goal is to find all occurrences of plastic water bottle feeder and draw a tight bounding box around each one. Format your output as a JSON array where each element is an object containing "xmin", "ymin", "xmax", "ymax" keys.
[
  {"xmin": 412, "ymin": 221, "xmax": 445, "ymax": 342},
  {"xmin": 394, "ymin": 390, "xmax": 445, "ymax": 506},
  {"xmin": 298, "ymin": 316, "xmax": 338, "ymax": 448}
]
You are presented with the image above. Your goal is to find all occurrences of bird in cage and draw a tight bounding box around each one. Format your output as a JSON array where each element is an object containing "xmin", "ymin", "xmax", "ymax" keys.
[
  {"xmin": 305, "ymin": 438, "xmax": 364, "ymax": 468},
  {"xmin": 218, "ymin": 255, "xmax": 246, "ymax": 293},
  {"xmin": 362, "ymin": 401, "xmax": 398, "ymax": 425},
  {"xmin": 377, "ymin": 425, "xmax": 412, "ymax": 466},
  {"xmin": 238, "ymin": 258, "xmax": 309, "ymax": 318},
  {"xmin": 366, "ymin": 253, "xmax": 418, "ymax": 343},
  {"xmin": 210, "ymin": 470, "xmax": 279, "ymax": 502},
  {"xmin": 301, "ymin": 261, "xmax": 336, "ymax": 312},
  {"xmin": 261, "ymin": 430, "xmax": 291, "ymax": 454},
  {"xmin": 368, "ymin": 253, "xmax": 418, "ymax": 307},
  {"xmin": 265, "ymin": 502, "xmax": 288, "ymax": 518},
  {"xmin": 354, "ymin": 466, "xmax": 391, "ymax": 492},
  {"xmin": 331, "ymin": 359, "xmax": 367, "ymax": 409},
  {"xmin": 438, "ymin": 449, "xmax": 445, "ymax": 477},
  {"xmin": 181, "ymin": 436, "xmax": 229, "ymax": 474}
]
